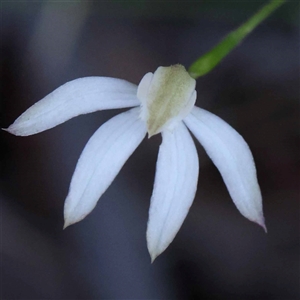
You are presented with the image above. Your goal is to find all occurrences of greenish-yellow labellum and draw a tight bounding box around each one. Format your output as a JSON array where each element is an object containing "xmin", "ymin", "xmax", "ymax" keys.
[{"xmin": 139, "ymin": 64, "xmax": 196, "ymax": 137}]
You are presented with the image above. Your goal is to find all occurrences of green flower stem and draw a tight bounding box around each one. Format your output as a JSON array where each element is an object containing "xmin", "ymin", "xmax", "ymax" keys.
[{"xmin": 188, "ymin": 0, "xmax": 286, "ymax": 79}]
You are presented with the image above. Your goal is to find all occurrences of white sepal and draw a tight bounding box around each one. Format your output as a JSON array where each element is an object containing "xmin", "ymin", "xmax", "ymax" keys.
[
  {"xmin": 5, "ymin": 77, "xmax": 139, "ymax": 136},
  {"xmin": 64, "ymin": 107, "xmax": 146, "ymax": 228},
  {"xmin": 147, "ymin": 122, "xmax": 199, "ymax": 262},
  {"xmin": 184, "ymin": 106, "xmax": 266, "ymax": 231}
]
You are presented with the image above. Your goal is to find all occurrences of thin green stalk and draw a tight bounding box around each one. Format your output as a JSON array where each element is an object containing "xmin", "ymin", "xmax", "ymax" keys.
[{"xmin": 188, "ymin": 0, "xmax": 286, "ymax": 79}]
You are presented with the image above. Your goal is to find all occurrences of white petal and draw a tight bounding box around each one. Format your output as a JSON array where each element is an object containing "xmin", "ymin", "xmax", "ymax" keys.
[
  {"xmin": 64, "ymin": 107, "xmax": 146, "ymax": 228},
  {"xmin": 5, "ymin": 77, "xmax": 139, "ymax": 136},
  {"xmin": 147, "ymin": 122, "xmax": 199, "ymax": 261},
  {"xmin": 137, "ymin": 72, "xmax": 153, "ymax": 104},
  {"xmin": 184, "ymin": 107, "xmax": 266, "ymax": 231}
]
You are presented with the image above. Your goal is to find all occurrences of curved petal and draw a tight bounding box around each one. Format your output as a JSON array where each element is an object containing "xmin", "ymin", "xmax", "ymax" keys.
[
  {"xmin": 5, "ymin": 77, "xmax": 139, "ymax": 136},
  {"xmin": 184, "ymin": 107, "xmax": 266, "ymax": 231},
  {"xmin": 147, "ymin": 122, "xmax": 199, "ymax": 262},
  {"xmin": 64, "ymin": 107, "xmax": 146, "ymax": 228}
]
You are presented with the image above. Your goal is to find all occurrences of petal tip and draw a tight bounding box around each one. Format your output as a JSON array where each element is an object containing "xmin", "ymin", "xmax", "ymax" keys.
[
  {"xmin": 150, "ymin": 255, "xmax": 156, "ymax": 264},
  {"xmin": 63, "ymin": 204, "xmax": 81, "ymax": 230},
  {"xmin": 63, "ymin": 208, "xmax": 83, "ymax": 229},
  {"xmin": 147, "ymin": 238, "xmax": 164, "ymax": 263},
  {"xmin": 63, "ymin": 216, "xmax": 76, "ymax": 230},
  {"xmin": 147, "ymin": 238, "xmax": 160, "ymax": 263},
  {"xmin": 2, "ymin": 126, "xmax": 14, "ymax": 135},
  {"xmin": 63, "ymin": 214, "xmax": 83, "ymax": 229},
  {"xmin": 149, "ymin": 249, "xmax": 159, "ymax": 263},
  {"xmin": 63, "ymin": 220, "xmax": 71, "ymax": 230},
  {"xmin": 2, "ymin": 124, "xmax": 30, "ymax": 136},
  {"xmin": 256, "ymin": 217, "xmax": 267, "ymax": 233},
  {"xmin": 249, "ymin": 212, "xmax": 267, "ymax": 233}
]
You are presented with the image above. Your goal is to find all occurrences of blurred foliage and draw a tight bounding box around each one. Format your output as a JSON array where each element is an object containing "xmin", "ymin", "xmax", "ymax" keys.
[
  {"xmin": 2, "ymin": 1, "xmax": 298, "ymax": 26},
  {"xmin": 111, "ymin": 0, "xmax": 297, "ymax": 25}
]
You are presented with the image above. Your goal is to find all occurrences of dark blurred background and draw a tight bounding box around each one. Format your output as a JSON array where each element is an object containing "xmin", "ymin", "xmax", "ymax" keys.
[{"xmin": 1, "ymin": 1, "xmax": 299, "ymax": 299}]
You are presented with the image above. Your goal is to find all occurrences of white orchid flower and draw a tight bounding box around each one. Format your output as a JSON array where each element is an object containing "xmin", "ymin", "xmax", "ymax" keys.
[{"xmin": 4, "ymin": 64, "xmax": 266, "ymax": 261}]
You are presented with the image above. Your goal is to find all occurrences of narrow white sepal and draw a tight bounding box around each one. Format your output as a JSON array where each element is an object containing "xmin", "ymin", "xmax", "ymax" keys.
[
  {"xmin": 64, "ymin": 107, "xmax": 146, "ymax": 229},
  {"xmin": 184, "ymin": 107, "xmax": 266, "ymax": 231},
  {"xmin": 5, "ymin": 77, "xmax": 139, "ymax": 136},
  {"xmin": 147, "ymin": 122, "xmax": 199, "ymax": 262}
]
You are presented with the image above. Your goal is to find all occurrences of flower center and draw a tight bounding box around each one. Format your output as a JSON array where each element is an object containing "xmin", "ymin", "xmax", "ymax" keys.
[{"xmin": 137, "ymin": 64, "xmax": 196, "ymax": 137}]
